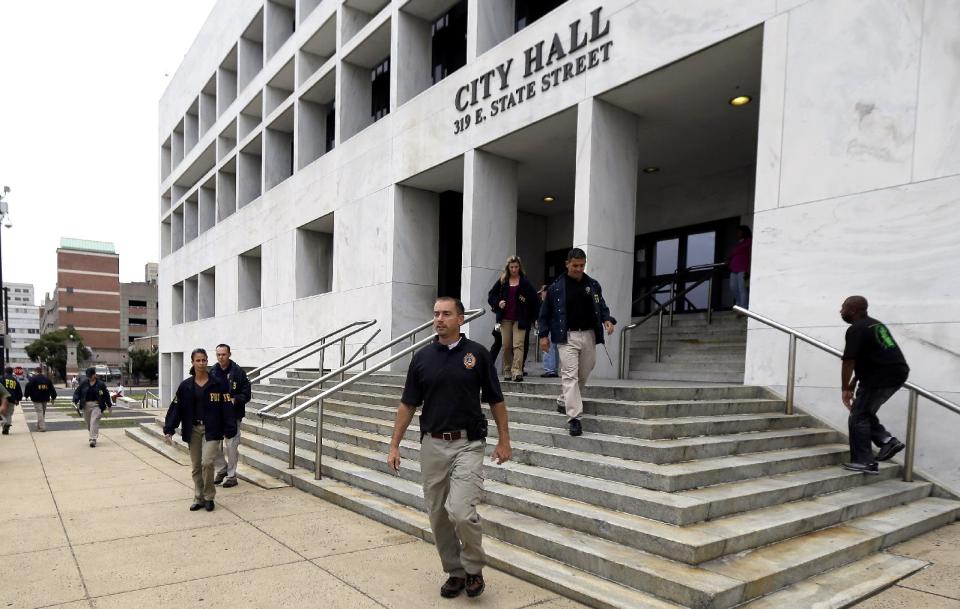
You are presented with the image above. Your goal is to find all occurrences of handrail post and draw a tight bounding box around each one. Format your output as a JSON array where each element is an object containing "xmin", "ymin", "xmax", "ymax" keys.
[
  {"xmin": 317, "ymin": 339, "xmax": 325, "ymax": 388},
  {"xmin": 706, "ymin": 274, "xmax": 714, "ymax": 325},
  {"xmin": 618, "ymin": 327, "xmax": 629, "ymax": 379},
  {"xmin": 339, "ymin": 337, "xmax": 346, "ymax": 383},
  {"xmin": 904, "ymin": 390, "xmax": 918, "ymax": 482},
  {"xmin": 362, "ymin": 344, "xmax": 368, "ymax": 371},
  {"xmin": 668, "ymin": 281, "xmax": 676, "ymax": 327},
  {"xmin": 288, "ymin": 395, "xmax": 297, "ymax": 469},
  {"xmin": 315, "ymin": 396, "xmax": 324, "ymax": 480},
  {"xmin": 785, "ymin": 334, "xmax": 797, "ymax": 415},
  {"xmin": 655, "ymin": 308, "xmax": 664, "ymax": 363}
]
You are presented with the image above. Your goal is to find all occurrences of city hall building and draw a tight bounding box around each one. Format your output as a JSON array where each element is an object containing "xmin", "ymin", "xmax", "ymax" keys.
[{"xmin": 159, "ymin": 0, "xmax": 960, "ymax": 489}]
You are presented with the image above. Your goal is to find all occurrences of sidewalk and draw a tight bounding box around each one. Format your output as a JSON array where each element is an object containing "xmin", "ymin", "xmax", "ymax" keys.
[
  {"xmin": 0, "ymin": 408, "xmax": 585, "ymax": 609},
  {"xmin": 2, "ymin": 407, "xmax": 958, "ymax": 609}
]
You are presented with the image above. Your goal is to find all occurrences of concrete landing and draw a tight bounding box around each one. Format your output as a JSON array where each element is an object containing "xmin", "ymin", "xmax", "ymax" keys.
[{"xmin": 0, "ymin": 408, "xmax": 589, "ymax": 609}]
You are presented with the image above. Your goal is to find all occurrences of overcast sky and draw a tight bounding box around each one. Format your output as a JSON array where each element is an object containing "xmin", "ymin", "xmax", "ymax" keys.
[{"xmin": 0, "ymin": 0, "xmax": 217, "ymax": 305}]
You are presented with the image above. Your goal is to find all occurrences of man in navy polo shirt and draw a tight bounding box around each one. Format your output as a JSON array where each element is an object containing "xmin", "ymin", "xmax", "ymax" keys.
[{"xmin": 387, "ymin": 296, "xmax": 512, "ymax": 600}]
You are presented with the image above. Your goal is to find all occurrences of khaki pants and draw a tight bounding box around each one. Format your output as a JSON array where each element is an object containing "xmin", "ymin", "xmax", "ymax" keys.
[
  {"xmin": 34, "ymin": 402, "xmax": 48, "ymax": 431},
  {"xmin": 499, "ymin": 320, "xmax": 526, "ymax": 379},
  {"xmin": 190, "ymin": 424, "xmax": 219, "ymax": 502},
  {"xmin": 214, "ymin": 429, "xmax": 241, "ymax": 478},
  {"xmin": 83, "ymin": 402, "xmax": 102, "ymax": 440},
  {"xmin": 421, "ymin": 434, "xmax": 485, "ymax": 577},
  {"xmin": 557, "ymin": 330, "xmax": 597, "ymax": 420}
]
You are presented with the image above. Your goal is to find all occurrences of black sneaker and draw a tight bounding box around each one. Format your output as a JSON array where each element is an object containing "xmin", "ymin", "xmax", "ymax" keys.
[
  {"xmin": 222, "ymin": 477, "xmax": 238, "ymax": 488},
  {"xmin": 189, "ymin": 502, "xmax": 204, "ymax": 511},
  {"xmin": 842, "ymin": 462, "xmax": 879, "ymax": 475},
  {"xmin": 540, "ymin": 372, "xmax": 559, "ymax": 378},
  {"xmin": 556, "ymin": 403, "xmax": 565, "ymax": 414},
  {"xmin": 1, "ymin": 424, "xmax": 9, "ymax": 435},
  {"xmin": 876, "ymin": 439, "xmax": 905, "ymax": 462},
  {"xmin": 89, "ymin": 439, "xmax": 96, "ymax": 448},
  {"xmin": 214, "ymin": 471, "xmax": 227, "ymax": 485},
  {"xmin": 440, "ymin": 576, "xmax": 465, "ymax": 598},
  {"xmin": 569, "ymin": 419, "xmax": 583, "ymax": 436},
  {"xmin": 512, "ymin": 375, "xmax": 523, "ymax": 382},
  {"xmin": 465, "ymin": 573, "xmax": 485, "ymax": 598},
  {"xmin": 205, "ymin": 500, "xmax": 215, "ymax": 512}
]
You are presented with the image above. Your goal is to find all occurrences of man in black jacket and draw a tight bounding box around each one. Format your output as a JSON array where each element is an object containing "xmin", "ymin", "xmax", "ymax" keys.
[
  {"xmin": 25, "ymin": 367, "xmax": 57, "ymax": 432},
  {"xmin": 72, "ymin": 368, "xmax": 113, "ymax": 447},
  {"xmin": 2, "ymin": 366, "xmax": 24, "ymax": 434},
  {"xmin": 210, "ymin": 344, "xmax": 251, "ymax": 488}
]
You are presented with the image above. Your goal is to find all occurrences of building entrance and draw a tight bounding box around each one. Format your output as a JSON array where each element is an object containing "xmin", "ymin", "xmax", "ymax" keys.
[{"xmin": 632, "ymin": 218, "xmax": 741, "ymax": 317}]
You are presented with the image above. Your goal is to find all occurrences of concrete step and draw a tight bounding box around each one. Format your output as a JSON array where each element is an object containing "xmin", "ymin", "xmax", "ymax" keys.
[
  {"xmin": 191, "ymin": 426, "xmax": 960, "ymax": 609},
  {"xmin": 254, "ymin": 383, "xmax": 788, "ymax": 420},
  {"xmin": 238, "ymin": 418, "xmax": 927, "ymax": 564},
  {"xmin": 252, "ymin": 395, "xmax": 840, "ymax": 465},
  {"xmin": 739, "ymin": 552, "xmax": 927, "ymax": 608},
  {"xmin": 629, "ymin": 369, "xmax": 745, "ymax": 384}
]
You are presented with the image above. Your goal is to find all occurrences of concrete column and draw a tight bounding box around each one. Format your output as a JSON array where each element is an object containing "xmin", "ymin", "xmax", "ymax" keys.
[
  {"xmin": 467, "ymin": 0, "xmax": 514, "ymax": 60},
  {"xmin": 461, "ymin": 149, "xmax": 518, "ymax": 341},
  {"xmin": 573, "ymin": 98, "xmax": 639, "ymax": 378}
]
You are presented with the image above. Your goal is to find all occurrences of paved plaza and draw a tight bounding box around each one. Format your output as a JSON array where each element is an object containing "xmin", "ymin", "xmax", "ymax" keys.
[{"xmin": 2, "ymin": 405, "xmax": 958, "ymax": 609}]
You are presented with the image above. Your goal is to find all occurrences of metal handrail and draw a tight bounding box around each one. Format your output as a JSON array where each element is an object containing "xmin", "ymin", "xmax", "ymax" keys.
[
  {"xmin": 618, "ymin": 266, "xmax": 726, "ymax": 378},
  {"xmin": 248, "ymin": 319, "xmax": 376, "ymax": 383},
  {"xmin": 141, "ymin": 390, "xmax": 160, "ymax": 409},
  {"xmin": 257, "ymin": 309, "xmax": 485, "ymax": 480},
  {"xmin": 734, "ymin": 305, "xmax": 960, "ymax": 483}
]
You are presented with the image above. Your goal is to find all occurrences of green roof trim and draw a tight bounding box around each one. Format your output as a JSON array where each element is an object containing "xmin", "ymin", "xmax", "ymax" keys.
[{"xmin": 59, "ymin": 238, "xmax": 116, "ymax": 254}]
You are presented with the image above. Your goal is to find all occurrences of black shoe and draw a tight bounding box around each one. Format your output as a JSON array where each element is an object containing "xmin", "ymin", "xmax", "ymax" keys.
[
  {"xmin": 842, "ymin": 462, "xmax": 879, "ymax": 475},
  {"xmin": 465, "ymin": 573, "xmax": 485, "ymax": 598},
  {"xmin": 512, "ymin": 375, "xmax": 523, "ymax": 382},
  {"xmin": 540, "ymin": 372, "xmax": 558, "ymax": 378},
  {"xmin": 569, "ymin": 419, "xmax": 583, "ymax": 436},
  {"xmin": 503, "ymin": 376, "xmax": 512, "ymax": 382},
  {"xmin": 440, "ymin": 576, "xmax": 465, "ymax": 598},
  {"xmin": 556, "ymin": 403, "xmax": 565, "ymax": 414},
  {"xmin": 89, "ymin": 439, "xmax": 96, "ymax": 448},
  {"xmin": 1, "ymin": 425, "xmax": 9, "ymax": 435},
  {"xmin": 205, "ymin": 500, "xmax": 215, "ymax": 511},
  {"xmin": 189, "ymin": 502, "xmax": 204, "ymax": 511},
  {"xmin": 877, "ymin": 438, "xmax": 905, "ymax": 462},
  {"xmin": 214, "ymin": 471, "xmax": 227, "ymax": 485},
  {"xmin": 222, "ymin": 477, "xmax": 238, "ymax": 488}
]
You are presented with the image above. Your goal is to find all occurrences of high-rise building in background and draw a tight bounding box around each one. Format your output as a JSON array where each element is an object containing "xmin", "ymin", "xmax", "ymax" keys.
[{"xmin": 2, "ymin": 282, "xmax": 40, "ymax": 368}]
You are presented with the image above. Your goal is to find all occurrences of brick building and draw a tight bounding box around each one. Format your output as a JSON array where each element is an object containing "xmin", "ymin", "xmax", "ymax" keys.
[{"xmin": 53, "ymin": 238, "xmax": 122, "ymax": 372}]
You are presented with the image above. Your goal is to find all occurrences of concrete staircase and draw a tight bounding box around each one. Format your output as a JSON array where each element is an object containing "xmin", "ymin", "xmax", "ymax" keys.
[
  {"xmin": 128, "ymin": 372, "xmax": 958, "ymax": 608},
  {"xmin": 629, "ymin": 311, "xmax": 747, "ymax": 383}
]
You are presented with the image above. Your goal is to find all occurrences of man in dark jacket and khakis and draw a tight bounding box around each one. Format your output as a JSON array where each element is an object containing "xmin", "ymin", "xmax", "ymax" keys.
[
  {"xmin": 72, "ymin": 368, "xmax": 112, "ymax": 447},
  {"xmin": 211, "ymin": 343, "xmax": 251, "ymax": 488},
  {"xmin": 538, "ymin": 248, "xmax": 616, "ymax": 436}
]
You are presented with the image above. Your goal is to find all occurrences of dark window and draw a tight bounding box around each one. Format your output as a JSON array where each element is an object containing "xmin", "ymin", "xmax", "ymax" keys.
[
  {"xmin": 325, "ymin": 106, "xmax": 335, "ymax": 152},
  {"xmin": 515, "ymin": 0, "xmax": 567, "ymax": 32},
  {"xmin": 431, "ymin": 0, "xmax": 467, "ymax": 84},
  {"xmin": 66, "ymin": 287, "xmax": 74, "ymax": 293},
  {"xmin": 128, "ymin": 300, "xmax": 148, "ymax": 308},
  {"xmin": 66, "ymin": 306, "xmax": 74, "ymax": 313},
  {"xmin": 129, "ymin": 337, "xmax": 136, "ymax": 344},
  {"xmin": 129, "ymin": 318, "xmax": 148, "ymax": 326},
  {"xmin": 371, "ymin": 58, "xmax": 390, "ymax": 121}
]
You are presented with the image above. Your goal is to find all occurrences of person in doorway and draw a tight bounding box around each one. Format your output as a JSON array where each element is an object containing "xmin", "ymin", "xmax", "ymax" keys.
[
  {"xmin": 387, "ymin": 297, "xmax": 512, "ymax": 599},
  {"xmin": 538, "ymin": 248, "xmax": 616, "ymax": 436},
  {"xmin": 163, "ymin": 348, "xmax": 236, "ymax": 512},
  {"xmin": 25, "ymin": 367, "xmax": 57, "ymax": 432},
  {"xmin": 728, "ymin": 225, "xmax": 752, "ymax": 310},
  {"xmin": 1, "ymin": 367, "xmax": 23, "ymax": 434},
  {"xmin": 840, "ymin": 296, "xmax": 909, "ymax": 474},
  {"xmin": 211, "ymin": 343, "xmax": 251, "ymax": 488},
  {"xmin": 487, "ymin": 255, "xmax": 539, "ymax": 382},
  {"xmin": 537, "ymin": 285, "xmax": 560, "ymax": 377},
  {"xmin": 72, "ymin": 368, "xmax": 112, "ymax": 447}
]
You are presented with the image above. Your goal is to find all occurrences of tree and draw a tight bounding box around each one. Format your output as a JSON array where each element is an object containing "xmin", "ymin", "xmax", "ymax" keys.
[
  {"xmin": 129, "ymin": 348, "xmax": 159, "ymax": 383},
  {"xmin": 25, "ymin": 327, "xmax": 92, "ymax": 381}
]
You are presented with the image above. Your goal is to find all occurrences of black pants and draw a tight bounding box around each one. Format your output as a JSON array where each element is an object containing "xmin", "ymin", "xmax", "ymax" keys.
[{"xmin": 848, "ymin": 383, "xmax": 900, "ymax": 464}]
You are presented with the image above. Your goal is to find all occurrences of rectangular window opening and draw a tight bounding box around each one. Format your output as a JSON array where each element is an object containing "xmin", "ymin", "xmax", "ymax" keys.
[{"xmin": 296, "ymin": 213, "xmax": 334, "ymax": 298}]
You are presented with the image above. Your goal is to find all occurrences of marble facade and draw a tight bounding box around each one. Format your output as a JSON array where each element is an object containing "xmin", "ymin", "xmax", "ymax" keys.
[{"xmin": 160, "ymin": 0, "xmax": 960, "ymax": 490}]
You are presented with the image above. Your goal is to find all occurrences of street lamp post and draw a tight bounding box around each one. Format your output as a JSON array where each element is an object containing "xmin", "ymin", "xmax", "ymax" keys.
[{"xmin": 0, "ymin": 186, "xmax": 11, "ymax": 371}]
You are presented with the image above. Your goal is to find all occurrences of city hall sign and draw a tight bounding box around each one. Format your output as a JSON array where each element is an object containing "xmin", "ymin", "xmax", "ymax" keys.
[{"xmin": 452, "ymin": 6, "xmax": 613, "ymax": 134}]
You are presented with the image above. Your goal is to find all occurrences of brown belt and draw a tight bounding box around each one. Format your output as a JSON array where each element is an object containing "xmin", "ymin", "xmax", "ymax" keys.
[{"xmin": 430, "ymin": 431, "xmax": 463, "ymax": 441}]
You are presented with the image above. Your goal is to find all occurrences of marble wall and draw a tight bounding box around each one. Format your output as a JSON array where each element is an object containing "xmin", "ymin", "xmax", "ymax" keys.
[{"xmin": 747, "ymin": 0, "xmax": 960, "ymax": 493}]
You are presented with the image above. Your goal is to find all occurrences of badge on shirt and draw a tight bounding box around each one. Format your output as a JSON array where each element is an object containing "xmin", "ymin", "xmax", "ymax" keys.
[
  {"xmin": 585, "ymin": 286, "xmax": 592, "ymax": 294},
  {"xmin": 463, "ymin": 353, "xmax": 477, "ymax": 369}
]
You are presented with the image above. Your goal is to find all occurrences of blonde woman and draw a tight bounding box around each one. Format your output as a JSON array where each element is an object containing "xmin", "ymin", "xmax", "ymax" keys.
[{"xmin": 487, "ymin": 256, "xmax": 539, "ymax": 381}]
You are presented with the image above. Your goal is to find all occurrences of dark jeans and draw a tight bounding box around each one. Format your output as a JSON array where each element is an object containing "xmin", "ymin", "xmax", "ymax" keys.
[{"xmin": 848, "ymin": 383, "xmax": 901, "ymax": 464}]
